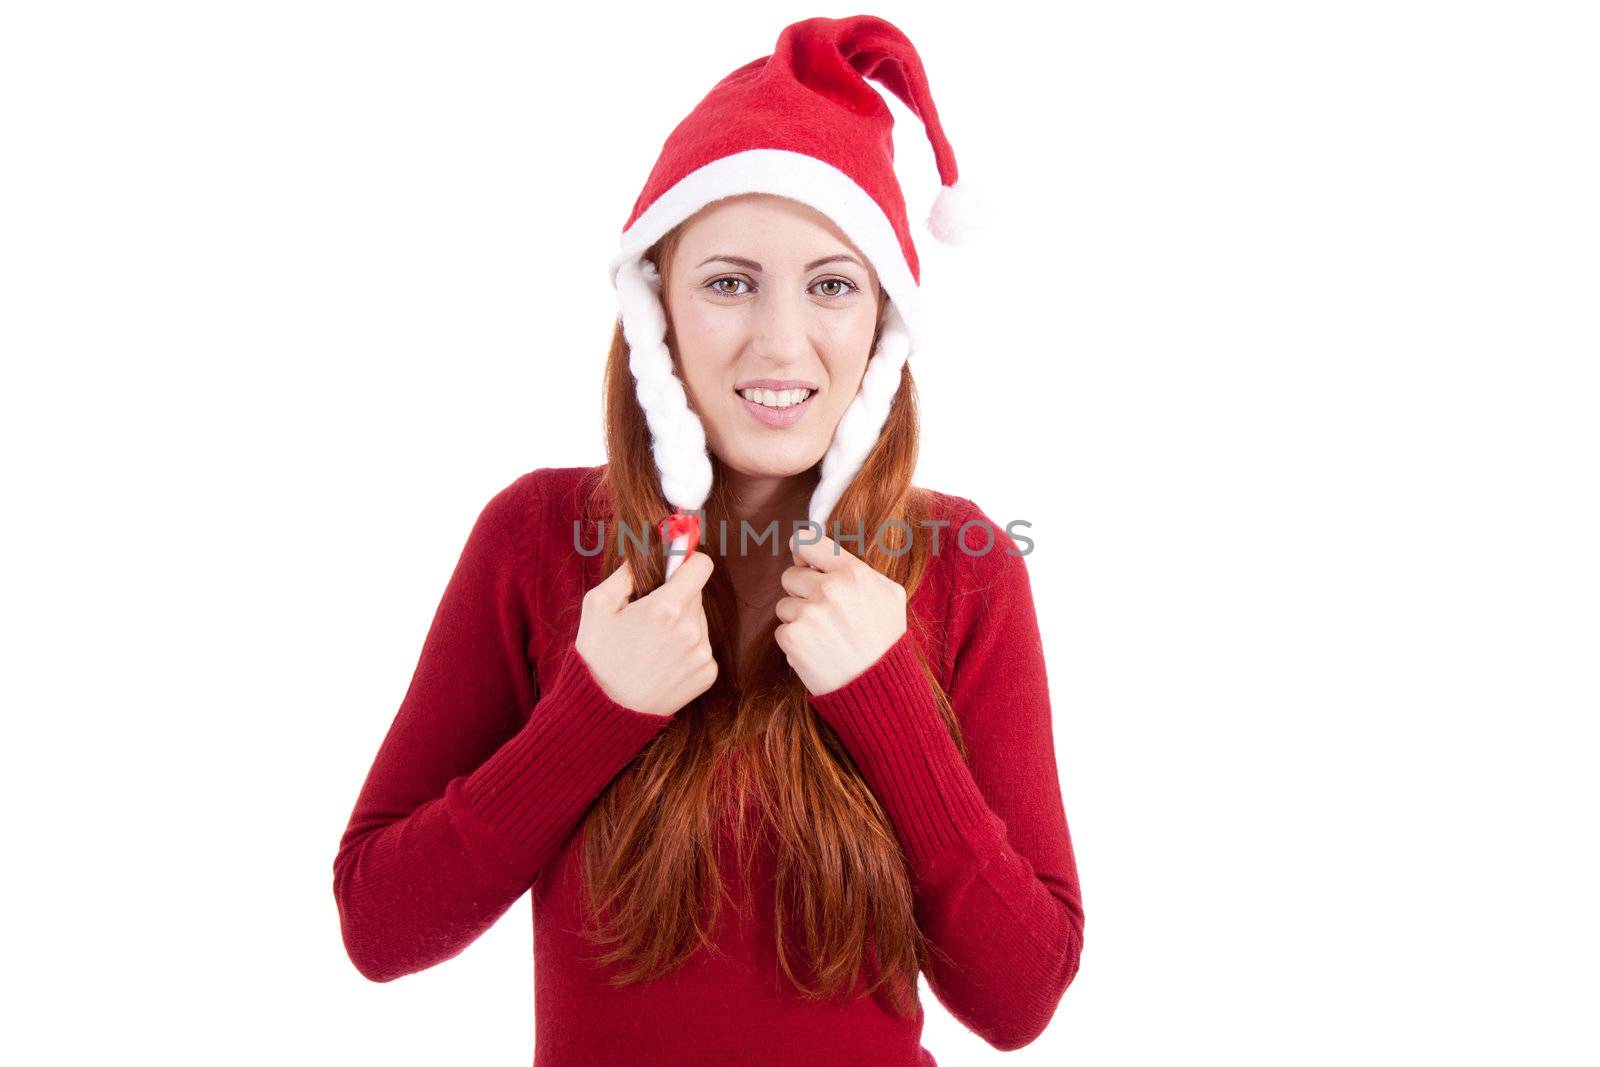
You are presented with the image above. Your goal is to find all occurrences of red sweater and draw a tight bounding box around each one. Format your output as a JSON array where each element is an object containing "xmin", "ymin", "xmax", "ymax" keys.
[{"xmin": 333, "ymin": 465, "xmax": 1084, "ymax": 1065}]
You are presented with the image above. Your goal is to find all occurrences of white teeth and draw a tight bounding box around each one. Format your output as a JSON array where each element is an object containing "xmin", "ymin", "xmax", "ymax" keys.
[{"xmin": 739, "ymin": 387, "xmax": 813, "ymax": 409}]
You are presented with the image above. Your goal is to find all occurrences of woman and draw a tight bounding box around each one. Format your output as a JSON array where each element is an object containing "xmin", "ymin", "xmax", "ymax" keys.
[{"xmin": 333, "ymin": 15, "xmax": 1083, "ymax": 1066}]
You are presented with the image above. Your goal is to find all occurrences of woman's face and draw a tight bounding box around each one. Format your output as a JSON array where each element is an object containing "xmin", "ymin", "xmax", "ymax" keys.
[{"xmin": 662, "ymin": 193, "xmax": 884, "ymax": 482}]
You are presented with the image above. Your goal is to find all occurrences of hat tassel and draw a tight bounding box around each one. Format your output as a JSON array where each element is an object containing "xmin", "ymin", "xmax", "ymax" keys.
[{"xmin": 926, "ymin": 179, "xmax": 984, "ymax": 246}]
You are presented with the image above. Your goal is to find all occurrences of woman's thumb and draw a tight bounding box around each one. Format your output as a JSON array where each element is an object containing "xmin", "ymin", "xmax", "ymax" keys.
[{"xmin": 594, "ymin": 557, "xmax": 635, "ymax": 610}]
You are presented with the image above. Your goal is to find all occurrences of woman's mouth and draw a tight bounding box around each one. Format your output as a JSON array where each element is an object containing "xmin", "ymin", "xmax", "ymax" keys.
[{"xmin": 736, "ymin": 386, "xmax": 816, "ymax": 428}]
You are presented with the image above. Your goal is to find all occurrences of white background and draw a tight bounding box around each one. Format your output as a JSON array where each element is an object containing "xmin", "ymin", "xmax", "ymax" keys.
[{"xmin": 3, "ymin": 1, "xmax": 1596, "ymax": 1064}]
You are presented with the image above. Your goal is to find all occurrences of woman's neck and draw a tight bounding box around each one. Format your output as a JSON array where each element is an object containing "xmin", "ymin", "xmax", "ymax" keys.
[
  {"xmin": 722, "ymin": 469, "xmax": 812, "ymax": 538},
  {"xmin": 719, "ymin": 467, "xmax": 815, "ymax": 593}
]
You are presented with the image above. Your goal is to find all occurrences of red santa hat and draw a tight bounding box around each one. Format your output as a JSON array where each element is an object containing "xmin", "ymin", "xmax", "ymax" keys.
[{"xmin": 606, "ymin": 15, "xmax": 980, "ymax": 576}]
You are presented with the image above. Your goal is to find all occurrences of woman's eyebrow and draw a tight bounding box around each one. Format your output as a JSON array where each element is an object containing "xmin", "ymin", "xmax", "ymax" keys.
[{"xmin": 694, "ymin": 253, "xmax": 866, "ymax": 272}]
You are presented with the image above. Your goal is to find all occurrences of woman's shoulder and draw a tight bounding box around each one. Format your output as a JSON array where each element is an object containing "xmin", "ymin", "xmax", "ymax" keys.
[
  {"xmin": 468, "ymin": 464, "xmax": 605, "ymax": 553},
  {"xmin": 905, "ymin": 486, "xmax": 1037, "ymax": 687},
  {"xmin": 912, "ymin": 484, "xmax": 971, "ymax": 522},
  {"xmin": 910, "ymin": 485, "xmax": 1036, "ymax": 620},
  {"xmin": 495, "ymin": 462, "xmax": 603, "ymax": 495},
  {"xmin": 488, "ymin": 464, "xmax": 605, "ymax": 516},
  {"xmin": 910, "ymin": 485, "xmax": 1025, "ymax": 557}
]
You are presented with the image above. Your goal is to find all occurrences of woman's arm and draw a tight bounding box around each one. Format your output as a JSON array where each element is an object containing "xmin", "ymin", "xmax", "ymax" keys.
[
  {"xmin": 332, "ymin": 474, "xmax": 673, "ymax": 983},
  {"xmin": 807, "ymin": 502, "xmax": 1085, "ymax": 1051}
]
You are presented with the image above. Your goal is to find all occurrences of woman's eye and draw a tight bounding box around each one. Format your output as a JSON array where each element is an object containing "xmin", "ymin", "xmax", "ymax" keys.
[{"xmin": 706, "ymin": 276, "xmax": 858, "ymax": 298}]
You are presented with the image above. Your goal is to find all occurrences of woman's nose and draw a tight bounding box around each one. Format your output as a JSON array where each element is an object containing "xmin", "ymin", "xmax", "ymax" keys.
[{"xmin": 751, "ymin": 288, "xmax": 810, "ymax": 363}]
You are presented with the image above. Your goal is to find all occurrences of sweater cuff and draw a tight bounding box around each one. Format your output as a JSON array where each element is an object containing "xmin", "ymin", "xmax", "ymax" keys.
[
  {"xmin": 454, "ymin": 641, "xmax": 672, "ymax": 883},
  {"xmin": 808, "ymin": 629, "xmax": 1005, "ymax": 872}
]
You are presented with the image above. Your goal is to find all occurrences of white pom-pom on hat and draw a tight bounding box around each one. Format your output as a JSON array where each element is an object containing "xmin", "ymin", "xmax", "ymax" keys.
[{"xmin": 926, "ymin": 179, "xmax": 985, "ymax": 246}]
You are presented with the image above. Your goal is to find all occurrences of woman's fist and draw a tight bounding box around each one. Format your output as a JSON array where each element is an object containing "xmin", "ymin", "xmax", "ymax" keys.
[
  {"xmin": 773, "ymin": 531, "xmax": 908, "ymax": 696},
  {"xmin": 575, "ymin": 552, "xmax": 718, "ymax": 717}
]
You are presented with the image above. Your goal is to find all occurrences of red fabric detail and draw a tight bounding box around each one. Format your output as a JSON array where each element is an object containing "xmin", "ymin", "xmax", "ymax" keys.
[{"xmin": 659, "ymin": 508, "xmax": 702, "ymax": 556}]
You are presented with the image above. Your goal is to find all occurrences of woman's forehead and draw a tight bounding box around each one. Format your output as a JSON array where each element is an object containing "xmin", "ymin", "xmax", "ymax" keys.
[
  {"xmin": 673, "ymin": 197, "xmax": 877, "ymax": 277},
  {"xmin": 683, "ymin": 195, "xmax": 855, "ymax": 245}
]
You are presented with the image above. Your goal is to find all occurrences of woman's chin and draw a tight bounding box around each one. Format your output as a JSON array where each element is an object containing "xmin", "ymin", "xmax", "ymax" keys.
[{"xmin": 720, "ymin": 440, "xmax": 825, "ymax": 480}]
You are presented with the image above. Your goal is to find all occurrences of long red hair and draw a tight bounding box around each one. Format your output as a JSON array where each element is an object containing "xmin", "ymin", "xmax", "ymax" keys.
[{"xmin": 574, "ymin": 221, "xmax": 968, "ymax": 1017}]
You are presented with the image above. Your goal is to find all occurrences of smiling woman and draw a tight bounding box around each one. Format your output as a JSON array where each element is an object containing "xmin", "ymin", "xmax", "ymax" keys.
[
  {"xmin": 660, "ymin": 194, "xmax": 884, "ymax": 485},
  {"xmin": 333, "ymin": 14, "xmax": 1084, "ymax": 1067}
]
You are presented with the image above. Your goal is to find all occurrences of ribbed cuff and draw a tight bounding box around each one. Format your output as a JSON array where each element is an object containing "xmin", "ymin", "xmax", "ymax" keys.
[
  {"xmin": 808, "ymin": 629, "xmax": 1004, "ymax": 872},
  {"xmin": 454, "ymin": 642, "xmax": 673, "ymax": 883}
]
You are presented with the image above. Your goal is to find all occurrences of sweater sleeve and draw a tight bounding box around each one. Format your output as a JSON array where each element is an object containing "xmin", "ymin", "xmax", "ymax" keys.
[
  {"xmin": 332, "ymin": 475, "xmax": 674, "ymax": 983},
  {"xmin": 806, "ymin": 503, "xmax": 1085, "ymax": 1051}
]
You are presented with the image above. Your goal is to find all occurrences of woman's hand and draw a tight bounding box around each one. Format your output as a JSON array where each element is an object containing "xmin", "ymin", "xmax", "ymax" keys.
[
  {"xmin": 575, "ymin": 552, "xmax": 718, "ymax": 717},
  {"xmin": 774, "ymin": 530, "xmax": 908, "ymax": 696}
]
